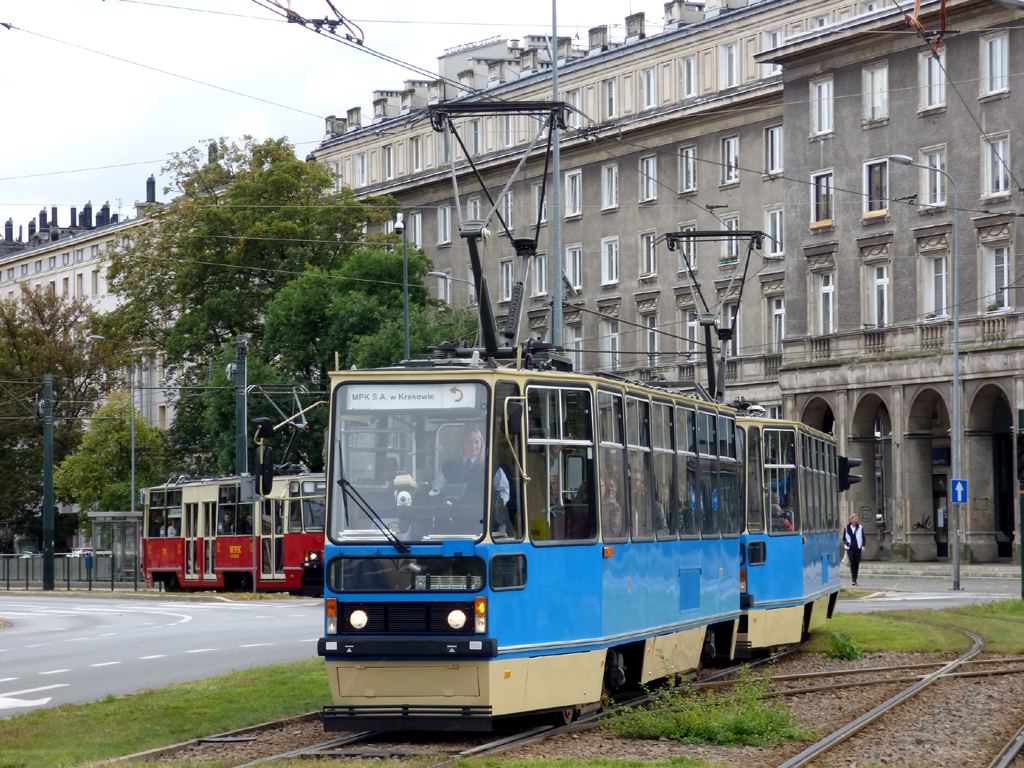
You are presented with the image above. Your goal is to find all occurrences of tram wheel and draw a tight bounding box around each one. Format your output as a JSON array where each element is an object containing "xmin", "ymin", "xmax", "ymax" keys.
[
  {"xmin": 237, "ymin": 574, "xmax": 253, "ymax": 593},
  {"xmin": 555, "ymin": 706, "xmax": 577, "ymax": 726}
]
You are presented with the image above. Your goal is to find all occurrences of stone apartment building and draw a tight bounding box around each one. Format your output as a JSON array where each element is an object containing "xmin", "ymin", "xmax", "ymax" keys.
[{"xmin": 315, "ymin": 0, "xmax": 1020, "ymax": 564}]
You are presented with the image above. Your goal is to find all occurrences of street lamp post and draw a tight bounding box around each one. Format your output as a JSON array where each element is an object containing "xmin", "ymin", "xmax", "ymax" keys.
[
  {"xmin": 889, "ymin": 154, "xmax": 961, "ymax": 591},
  {"xmin": 428, "ymin": 271, "xmax": 483, "ymax": 342},
  {"xmin": 89, "ymin": 335, "xmax": 137, "ymax": 586},
  {"xmin": 395, "ymin": 213, "xmax": 410, "ymax": 360}
]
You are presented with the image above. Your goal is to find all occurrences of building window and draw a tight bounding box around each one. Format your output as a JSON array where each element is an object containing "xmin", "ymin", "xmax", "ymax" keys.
[
  {"xmin": 75, "ymin": 248, "xmax": 84, "ymax": 262},
  {"xmin": 641, "ymin": 67, "xmax": 657, "ymax": 109},
  {"xmin": 863, "ymin": 62, "xmax": 888, "ymax": 121},
  {"xmin": 640, "ymin": 232, "xmax": 657, "ymax": 276},
  {"xmin": 645, "ymin": 314, "xmax": 659, "ymax": 368},
  {"xmin": 331, "ymin": 160, "xmax": 343, "ymax": 191},
  {"xmin": 467, "ymin": 119, "xmax": 482, "ymax": 155},
  {"xmin": 819, "ymin": 273, "xmax": 835, "ymax": 335},
  {"xmin": 498, "ymin": 260, "xmax": 513, "ymax": 302},
  {"xmin": 61, "ymin": 252, "xmax": 69, "ymax": 266},
  {"xmin": 466, "ymin": 267, "xmax": 477, "ymax": 305},
  {"xmin": 677, "ymin": 224, "xmax": 697, "ymax": 269},
  {"xmin": 501, "ymin": 190, "xmax": 514, "ymax": 230},
  {"xmin": 864, "ymin": 160, "xmax": 888, "ymax": 214},
  {"xmin": 533, "ymin": 253, "xmax": 547, "ymax": 296},
  {"xmin": 920, "ymin": 48, "xmax": 946, "ymax": 109},
  {"xmin": 765, "ymin": 125, "xmax": 783, "ymax": 175},
  {"xmin": 604, "ymin": 320, "xmax": 620, "ymax": 371},
  {"xmin": 811, "ymin": 77, "xmax": 833, "ymax": 135},
  {"xmin": 467, "ymin": 196, "xmax": 482, "ymax": 220},
  {"xmin": 983, "ymin": 135, "xmax": 1010, "ymax": 196},
  {"xmin": 812, "ymin": 171, "xmax": 834, "ymax": 224},
  {"xmin": 437, "ymin": 206, "xmax": 451, "ymax": 244},
  {"xmin": 814, "ymin": 13, "xmax": 831, "ymax": 27},
  {"xmin": 724, "ymin": 303, "xmax": 740, "ymax": 357},
  {"xmin": 981, "ymin": 32, "xmax": 1008, "ymax": 95},
  {"xmin": 410, "ymin": 136, "xmax": 422, "ymax": 172},
  {"xmin": 565, "ymin": 169, "xmax": 582, "ymax": 217},
  {"xmin": 679, "ymin": 146, "xmax": 697, "ymax": 192},
  {"xmin": 601, "ymin": 236, "xmax": 619, "ymax": 284},
  {"xmin": 565, "ymin": 89, "xmax": 582, "ymax": 129},
  {"xmin": 437, "ymin": 271, "xmax": 452, "ymax": 304},
  {"xmin": 62, "ymin": 277, "xmax": 69, "ymax": 297},
  {"xmin": 871, "ymin": 264, "xmax": 890, "ymax": 327},
  {"xmin": 762, "ymin": 29, "xmax": 784, "ymax": 75},
  {"xmin": 530, "ymin": 182, "xmax": 546, "ymax": 225},
  {"xmin": 765, "ymin": 207, "xmax": 784, "ymax": 258},
  {"xmin": 639, "ymin": 155, "xmax": 658, "ymax": 201},
  {"xmin": 568, "ymin": 324, "xmax": 583, "ymax": 371},
  {"xmin": 604, "ymin": 78, "xmax": 618, "ymax": 119},
  {"xmin": 382, "ymin": 144, "xmax": 394, "ymax": 180},
  {"xmin": 681, "ymin": 55, "xmax": 697, "ymax": 99},
  {"xmin": 720, "ymin": 42, "xmax": 739, "ymax": 89},
  {"xmin": 721, "ymin": 136, "xmax": 739, "ymax": 184},
  {"xmin": 985, "ymin": 245, "xmax": 1010, "ymax": 310},
  {"xmin": 771, "ymin": 297, "xmax": 785, "ymax": 353},
  {"xmin": 34, "ymin": 260, "xmax": 41, "ymax": 273},
  {"xmin": 567, "ymin": 244, "xmax": 583, "ymax": 291},
  {"xmin": 502, "ymin": 115, "xmax": 515, "ymax": 148},
  {"xmin": 922, "ymin": 149, "xmax": 946, "ymax": 206},
  {"xmin": 602, "ymin": 163, "xmax": 619, "ymax": 209},
  {"xmin": 924, "ymin": 255, "xmax": 948, "ymax": 317},
  {"xmin": 438, "ymin": 132, "xmax": 452, "ymax": 164},
  {"xmin": 721, "ymin": 215, "xmax": 739, "ymax": 263},
  {"xmin": 685, "ymin": 310, "xmax": 700, "ymax": 359},
  {"xmin": 355, "ymin": 152, "xmax": 367, "ymax": 187},
  {"xmin": 409, "ymin": 212, "xmax": 423, "ymax": 248}
]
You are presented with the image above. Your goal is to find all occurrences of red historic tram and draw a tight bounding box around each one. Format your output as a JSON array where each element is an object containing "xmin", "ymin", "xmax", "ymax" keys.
[{"xmin": 142, "ymin": 472, "xmax": 326, "ymax": 595}]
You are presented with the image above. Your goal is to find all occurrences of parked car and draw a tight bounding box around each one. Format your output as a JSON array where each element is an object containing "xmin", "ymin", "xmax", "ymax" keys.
[{"xmin": 70, "ymin": 548, "xmax": 94, "ymax": 558}]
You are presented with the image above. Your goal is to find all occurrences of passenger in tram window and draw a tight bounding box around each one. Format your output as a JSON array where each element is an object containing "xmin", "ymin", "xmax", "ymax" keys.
[
  {"xmin": 151, "ymin": 511, "xmax": 165, "ymax": 538},
  {"xmin": 771, "ymin": 493, "xmax": 793, "ymax": 532},
  {"xmin": 219, "ymin": 513, "xmax": 234, "ymax": 535},
  {"xmin": 654, "ymin": 483, "xmax": 671, "ymax": 538},
  {"xmin": 238, "ymin": 513, "xmax": 253, "ymax": 535},
  {"xmin": 601, "ymin": 477, "xmax": 625, "ymax": 539},
  {"xmin": 166, "ymin": 519, "xmax": 178, "ymax": 537}
]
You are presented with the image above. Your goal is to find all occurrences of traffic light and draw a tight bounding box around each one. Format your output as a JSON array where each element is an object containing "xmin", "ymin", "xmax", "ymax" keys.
[{"xmin": 838, "ymin": 456, "xmax": 862, "ymax": 492}]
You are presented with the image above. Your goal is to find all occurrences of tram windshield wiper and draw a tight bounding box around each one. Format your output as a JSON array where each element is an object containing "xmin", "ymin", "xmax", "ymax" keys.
[{"xmin": 337, "ymin": 478, "xmax": 410, "ymax": 554}]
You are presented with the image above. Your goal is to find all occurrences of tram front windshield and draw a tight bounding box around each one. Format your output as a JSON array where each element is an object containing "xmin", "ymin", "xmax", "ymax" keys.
[{"xmin": 330, "ymin": 382, "xmax": 492, "ymax": 544}]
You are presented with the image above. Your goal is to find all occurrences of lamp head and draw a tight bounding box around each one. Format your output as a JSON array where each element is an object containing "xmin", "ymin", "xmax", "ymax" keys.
[
  {"xmin": 888, "ymin": 154, "xmax": 914, "ymax": 166},
  {"xmin": 394, "ymin": 212, "xmax": 404, "ymax": 233},
  {"xmin": 88, "ymin": 334, "xmax": 106, "ymax": 342}
]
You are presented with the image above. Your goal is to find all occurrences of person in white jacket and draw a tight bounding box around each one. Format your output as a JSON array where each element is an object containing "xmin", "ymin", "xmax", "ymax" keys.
[{"xmin": 843, "ymin": 514, "xmax": 866, "ymax": 586}]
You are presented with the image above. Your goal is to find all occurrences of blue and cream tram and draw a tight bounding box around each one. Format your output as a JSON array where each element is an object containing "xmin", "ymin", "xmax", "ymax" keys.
[{"xmin": 315, "ymin": 364, "xmax": 764, "ymax": 731}]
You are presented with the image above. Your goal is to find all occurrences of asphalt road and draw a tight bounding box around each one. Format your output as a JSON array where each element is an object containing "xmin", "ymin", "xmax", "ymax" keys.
[
  {"xmin": 837, "ymin": 572, "xmax": 1021, "ymax": 613},
  {"xmin": 0, "ymin": 594, "xmax": 322, "ymax": 717}
]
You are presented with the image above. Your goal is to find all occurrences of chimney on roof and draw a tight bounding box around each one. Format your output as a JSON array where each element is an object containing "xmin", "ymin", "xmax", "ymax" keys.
[
  {"xmin": 70, "ymin": 207, "xmax": 77, "ymax": 227},
  {"xmin": 589, "ymin": 26, "xmax": 609, "ymax": 51},
  {"xmin": 146, "ymin": 175, "xmax": 156, "ymax": 204},
  {"xmin": 5, "ymin": 219, "xmax": 13, "ymax": 242},
  {"xmin": 82, "ymin": 201, "xmax": 93, "ymax": 228},
  {"xmin": 99, "ymin": 202, "xmax": 110, "ymax": 227},
  {"xmin": 51, "ymin": 207, "xmax": 58, "ymax": 227},
  {"xmin": 626, "ymin": 12, "xmax": 646, "ymax": 40},
  {"xmin": 346, "ymin": 106, "xmax": 361, "ymax": 130},
  {"xmin": 28, "ymin": 218, "xmax": 36, "ymax": 238},
  {"xmin": 111, "ymin": 214, "xmax": 119, "ymax": 224},
  {"xmin": 39, "ymin": 209, "xmax": 48, "ymax": 229}
]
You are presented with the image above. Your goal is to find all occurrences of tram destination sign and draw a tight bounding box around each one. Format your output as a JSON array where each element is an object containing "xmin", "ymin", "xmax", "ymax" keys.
[{"xmin": 345, "ymin": 383, "xmax": 478, "ymax": 410}]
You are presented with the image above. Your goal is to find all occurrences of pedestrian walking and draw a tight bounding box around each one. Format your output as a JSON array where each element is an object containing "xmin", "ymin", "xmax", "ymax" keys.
[{"xmin": 843, "ymin": 514, "xmax": 866, "ymax": 586}]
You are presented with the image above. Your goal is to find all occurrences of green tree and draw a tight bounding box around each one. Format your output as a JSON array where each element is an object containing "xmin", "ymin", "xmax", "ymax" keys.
[
  {"xmin": 54, "ymin": 393, "xmax": 166, "ymax": 513},
  {"xmin": 106, "ymin": 136, "xmax": 397, "ymax": 366}
]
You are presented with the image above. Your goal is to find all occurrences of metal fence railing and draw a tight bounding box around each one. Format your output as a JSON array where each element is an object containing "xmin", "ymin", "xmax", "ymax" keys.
[{"xmin": 1, "ymin": 553, "xmax": 144, "ymax": 591}]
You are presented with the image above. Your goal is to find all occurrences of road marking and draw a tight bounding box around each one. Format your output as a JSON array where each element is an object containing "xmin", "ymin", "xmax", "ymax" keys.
[
  {"xmin": 0, "ymin": 684, "xmax": 68, "ymax": 711},
  {"xmin": 67, "ymin": 637, "xmax": 90, "ymax": 642},
  {"xmin": 26, "ymin": 643, "xmax": 50, "ymax": 649},
  {"xmin": 99, "ymin": 633, "xmax": 117, "ymax": 637},
  {"xmin": 186, "ymin": 649, "xmax": 216, "ymax": 654},
  {"xmin": 240, "ymin": 643, "xmax": 273, "ymax": 648},
  {"xmin": 90, "ymin": 662, "xmax": 121, "ymax": 667},
  {"xmin": 0, "ymin": 678, "xmax": 18, "ymax": 683},
  {"xmin": 39, "ymin": 669, "xmax": 70, "ymax": 675},
  {"xmin": 139, "ymin": 655, "xmax": 166, "ymax": 660}
]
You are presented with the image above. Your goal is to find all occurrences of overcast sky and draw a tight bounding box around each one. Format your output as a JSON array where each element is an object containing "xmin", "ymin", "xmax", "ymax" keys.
[{"xmin": 0, "ymin": 0, "xmax": 670, "ymax": 236}]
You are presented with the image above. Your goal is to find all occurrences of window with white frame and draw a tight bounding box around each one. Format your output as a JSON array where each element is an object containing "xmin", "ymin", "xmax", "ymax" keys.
[
  {"xmin": 870, "ymin": 264, "xmax": 890, "ymax": 327},
  {"xmin": 981, "ymin": 32, "xmax": 1008, "ymax": 96},
  {"xmin": 983, "ymin": 135, "xmax": 1010, "ymax": 196},
  {"xmin": 502, "ymin": 115, "xmax": 515, "ymax": 148},
  {"xmin": 409, "ymin": 212, "xmax": 423, "ymax": 248},
  {"xmin": 604, "ymin": 319, "xmax": 620, "ymax": 371},
  {"xmin": 437, "ymin": 206, "xmax": 452, "ymax": 244},
  {"xmin": 565, "ymin": 169, "xmax": 582, "ymax": 216},
  {"xmin": 438, "ymin": 132, "xmax": 452, "ymax": 164},
  {"xmin": 720, "ymin": 42, "xmax": 739, "ymax": 89},
  {"xmin": 567, "ymin": 244, "xmax": 583, "ymax": 291},
  {"xmin": 501, "ymin": 260, "xmax": 514, "ymax": 301},
  {"xmin": 466, "ymin": 267, "xmax": 477, "ymax": 305},
  {"xmin": 920, "ymin": 48, "xmax": 946, "ymax": 109},
  {"xmin": 568, "ymin": 324, "xmax": 583, "ymax": 371},
  {"xmin": 437, "ymin": 271, "xmax": 452, "ymax": 303},
  {"xmin": 685, "ymin": 310, "xmax": 700, "ymax": 359},
  {"xmin": 640, "ymin": 232, "xmax": 657, "ymax": 276},
  {"xmin": 724, "ymin": 303, "xmax": 740, "ymax": 356},
  {"xmin": 819, "ymin": 272, "xmax": 835, "ymax": 335},
  {"xmin": 331, "ymin": 160, "xmax": 343, "ymax": 192},
  {"xmin": 864, "ymin": 159, "xmax": 888, "ymax": 213},
  {"xmin": 410, "ymin": 136, "xmax": 422, "ymax": 172},
  {"xmin": 641, "ymin": 67, "xmax": 657, "ymax": 109},
  {"xmin": 467, "ymin": 196, "xmax": 482, "ymax": 220},
  {"xmin": 812, "ymin": 171, "xmax": 834, "ymax": 223},
  {"xmin": 924, "ymin": 254, "xmax": 948, "ymax": 317},
  {"xmin": 721, "ymin": 215, "xmax": 739, "ymax": 262},
  {"xmin": 771, "ymin": 297, "xmax": 785, "ymax": 353},
  {"xmin": 604, "ymin": 78, "xmax": 618, "ymax": 119},
  {"xmin": 602, "ymin": 163, "xmax": 619, "ymax": 209},
  {"xmin": 468, "ymin": 119, "xmax": 482, "ymax": 155},
  {"xmin": 678, "ymin": 223, "xmax": 697, "ymax": 268},
  {"xmin": 985, "ymin": 245, "xmax": 1010, "ymax": 310},
  {"xmin": 382, "ymin": 144, "xmax": 394, "ymax": 179},
  {"xmin": 922, "ymin": 149, "xmax": 946, "ymax": 206},
  {"xmin": 810, "ymin": 77, "xmax": 833, "ymax": 135},
  {"xmin": 639, "ymin": 155, "xmax": 658, "ymax": 201},
  {"xmin": 765, "ymin": 125, "xmax": 783, "ymax": 174},
  {"xmin": 679, "ymin": 146, "xmax": 697, "ymax": 192},
  {"xmin": 532, "ymin": 181, "xmax": 547, "ymax": 224},
  {"xmin": 681, "ymin": 55, "xmax": 697, "ymax": 99},
  {"xmin": 762, "ymin": 29, "xmax": 784, "ymax": 75},
  {"xmin": 859, "ymin": 0, "xmax": 885, "ymax": 12},
  {"xmin": 863, "ymin": 63, "xmax": 888, "ymax": 121},
  {"xmin": 384, "ymin": 218, "xmax": 395, "ymax": 235},
  {"xmin": 354, "ymin": 152, "xmax": 367, "ymax": 187},
  {"xmin": 645, "ymin": 314, "xmax": 659, "ymax": 368},
  {"xmin": 721, "ymin": 136, "xmax": 739, "ymax": 184},
  {"xmin": 533, "ymin": 253, "xmax": 547, "ymax": 296},
  {"xmin": 565, "ymin": 89, "xmax": 582, "ymax": 128},
  {"xmin": 765, "ymin": 207, "xmax": 784, "ymax": 258},
  {"xmin": 814, "ymin": 13, "xmax": 831, "ymax": 27},
  {"xmin": 501, "ymin": 190, "xmax": 514, "ymax": 230},
  {"xmin": 601, "ymin": 236, "xmax": 619, "ymax": 284}
]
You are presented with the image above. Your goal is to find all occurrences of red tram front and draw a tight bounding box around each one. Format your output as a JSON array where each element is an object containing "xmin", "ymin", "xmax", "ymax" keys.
[{"xmin": 142, "ymin": 473, "xmax": 326, "ymax": 594}]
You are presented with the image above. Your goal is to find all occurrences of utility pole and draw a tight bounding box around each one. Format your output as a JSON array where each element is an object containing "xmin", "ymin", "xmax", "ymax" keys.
[
  {"xmin": 42, "ymin": 374, "xmax": 55, "ymax": 591},
  {"xmin": 550, "ymin": 1, "xmax": 563, "ymax": 346},
  {"xmin": 235, "ymin": 336, "xmax": 248, "ymax": 476}
]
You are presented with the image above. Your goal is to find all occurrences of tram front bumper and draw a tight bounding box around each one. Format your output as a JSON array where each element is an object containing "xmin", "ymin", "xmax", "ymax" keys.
[{"xmin": 318, "ymin": 637, "xmax": 498, "ymax": 658}]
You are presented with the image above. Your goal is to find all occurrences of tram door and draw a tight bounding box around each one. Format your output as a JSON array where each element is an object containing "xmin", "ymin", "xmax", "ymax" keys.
[
  {"xmin": 259, "ymin": 499, "xmax": 285, "ymax": 581},
  {"xmin": 933, "ymin": 474, "xmax": 948, "ymax": 558},
  {"xmin": 202, "ymin": 501, "xmax": 217, "ymax": 579},
  {"xmin": 184, "ymin": 502, "xmax": 200, "ymax": 581}
]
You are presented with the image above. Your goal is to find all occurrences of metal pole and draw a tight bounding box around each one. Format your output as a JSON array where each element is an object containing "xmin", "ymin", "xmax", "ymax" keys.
[
  {"xmin": 42, "ymin": 374, "xmax": 55, "ymax": 590},
  {"xmin": 949, "ymin": 174, "xmax": 961, "ymax": 591},
  {"xmin": 129, "ymin": 350, "xmax": 136, "ymax": 588},
  {"xmin": 403, "ymin": 220, "xmax": 410, "ymax": 360},
  {"xmin": 235, "ymin": 336, "xmax": 248, "ymax": 476},
  {"xmin": 550, "ymin": 1, "xmax": 563, "ymax": 346}
]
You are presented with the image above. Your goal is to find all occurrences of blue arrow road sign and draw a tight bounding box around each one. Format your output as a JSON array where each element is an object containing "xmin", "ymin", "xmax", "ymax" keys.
[{"xmin": 951, "ymin": 479, "xmax": 968, "ymax": 504}]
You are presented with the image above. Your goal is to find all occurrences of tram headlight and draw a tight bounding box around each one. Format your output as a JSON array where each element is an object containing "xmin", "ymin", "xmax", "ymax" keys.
[
  {"xmin": 447, "ymin": 609, "xmax": 467, "ymax": 630},
  {"xmin": 349, "ymin": 609, "xmax": 369, "ymax": 630}
]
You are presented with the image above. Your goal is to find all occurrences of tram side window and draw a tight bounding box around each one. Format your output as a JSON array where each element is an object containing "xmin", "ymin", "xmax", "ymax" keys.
[
  {"xmin": 493, "ymin": 381, "xmax": 525, "ymax": 542},
  {"xmin": 745, "ymin": 427, "xmax": 766, "ymax": 533},
  {"xmin": 697, "ymin": 411, "xmax": 720, "ymax": 537},
  {"xmin": 813, "ymin": 438, "xmax": 826, "ymax": 534},
  {"xmin": 719, "ymin": 415, "xmax": 741, "ymax": 536},
  {"xmin": 676, "ymin": 407, "xmax": 700, "ymax": 538},
  {"xmin": 627, "ymin": 396, "xmax": 655, "ymax": 540},
  {"xmin": 219, "ymin": 485, "xmax": 238, "ymax": 536},
  {"xmin": 165, "ymin": 489, "xmax": 182, "ymax": 538},
  {"xmin": 765, "ymin": 428, "xmax": 798, "ymax": 534},
  {"xmin": 652, "ymin": 402, "xmax": 677, "ymax": 540},
  {"xmin": 148, "ymin": 490, "xmax": 166, "ymax": 538},
  {"xmin": 598, "ymin": 390, "xmax": 628, "ymax": 543}
]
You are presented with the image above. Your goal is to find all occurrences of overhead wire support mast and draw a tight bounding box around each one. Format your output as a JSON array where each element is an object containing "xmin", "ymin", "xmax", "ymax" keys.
[{"xmin": 426, "ymin": 101, "xmax": 568, "ymax": 361}]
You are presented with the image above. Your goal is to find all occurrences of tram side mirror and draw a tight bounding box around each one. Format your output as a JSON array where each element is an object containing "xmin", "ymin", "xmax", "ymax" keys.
[
  {"xmin": 252, "ymin": 417, "xmax": 274, "ymax": 443},
  {"xmin": 504, "ymin": 402, "xmax": 523, "ymax": 436},
  {"xmin": 258, "ymin": 445, "xmax": 275, "ymax": 497}
]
